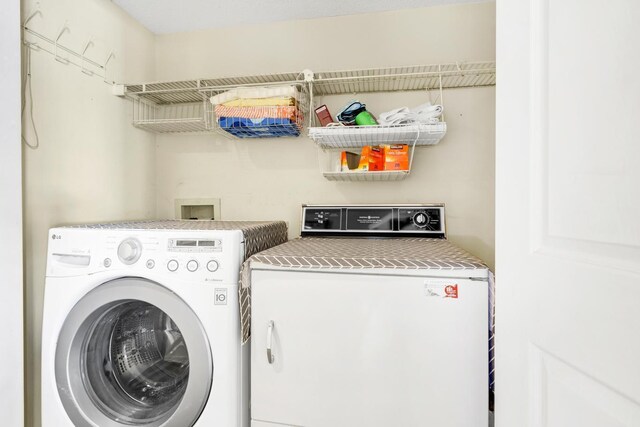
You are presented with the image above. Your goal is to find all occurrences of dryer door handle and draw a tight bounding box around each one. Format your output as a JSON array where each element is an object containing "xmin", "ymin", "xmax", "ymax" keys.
[{"xmin": 266, "ymin": 320, "xmax": 275, "ymax": 364}]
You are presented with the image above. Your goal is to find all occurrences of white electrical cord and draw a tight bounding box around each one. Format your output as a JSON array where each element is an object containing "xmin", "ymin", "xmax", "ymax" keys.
[
  {"xmin": 22, "ymin": 46, "xmax": 40, "ymax": 150},
  {"xmin": 378, "ymin": 103, "xmax": 443, "ymax": 126}
]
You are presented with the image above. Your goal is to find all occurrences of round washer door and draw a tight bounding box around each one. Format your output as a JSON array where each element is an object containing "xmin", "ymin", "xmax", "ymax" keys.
[{"xmin": 55, "ymin": 278, "xmax": 213, "ymax": 427}]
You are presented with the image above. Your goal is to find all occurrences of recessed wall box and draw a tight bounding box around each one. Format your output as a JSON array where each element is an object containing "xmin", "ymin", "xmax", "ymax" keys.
[{"xmin": 175, "ymin": 198, "xmax": 221, "ymax": 220}]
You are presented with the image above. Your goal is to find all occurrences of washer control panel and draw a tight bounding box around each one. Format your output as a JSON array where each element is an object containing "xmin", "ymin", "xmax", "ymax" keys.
[
  {"xmin": 47, "ymin": 228, "xmax": 244, "ymax": 283},
  {"xmin": 302, "ymin": 204, "xmax": 445, "ymax": 238},
  {"xmin": 108, "ymin": 235, "xmax": 226, "ymax": 278},
  {"xmin": 161, "ymin": 238, "xmax": 224, "ymax": 275}
]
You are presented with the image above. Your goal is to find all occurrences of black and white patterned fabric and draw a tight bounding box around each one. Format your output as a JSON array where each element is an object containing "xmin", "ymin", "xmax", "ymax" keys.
[
  {"xmin": 243, "ymin": 237, "xmax": 487, "ymax": 272},
  {"xmin": 68, "ymin": 219, "xmax": 286, "ymax": 234}
]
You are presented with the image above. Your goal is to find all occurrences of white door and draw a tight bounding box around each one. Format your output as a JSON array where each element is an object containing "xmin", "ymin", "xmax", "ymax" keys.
[
  {"xmin": 496, "ymin": 1, "xmax": 640, "ymax": 426},
  {"xmin": 251, "ymin": 269, "xmax": 488, "ymax": 427}
]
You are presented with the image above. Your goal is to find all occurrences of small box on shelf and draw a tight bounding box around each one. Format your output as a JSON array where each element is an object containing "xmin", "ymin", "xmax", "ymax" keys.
[
  {"xmin": 315, "ymin": 105, "xmax": 335, "ymax": 127},
  {"xmin": 383, "ymin": 144, "xmax": 409, "ymax": 171}
]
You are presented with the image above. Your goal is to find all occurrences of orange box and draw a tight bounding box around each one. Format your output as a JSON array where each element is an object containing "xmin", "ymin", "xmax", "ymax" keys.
[
  {"xmin": 383, "ymin": 144, "xmax": 409, "ymax": 171},
  {"xmin": 360, "ymin": 146, "xmax": 384, "ymax": 171}
]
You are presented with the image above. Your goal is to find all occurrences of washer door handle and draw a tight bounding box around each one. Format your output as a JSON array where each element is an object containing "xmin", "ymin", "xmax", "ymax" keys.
[{"xmin": 266, "ymin": 320, "xmax": 275, "ymax": 364}]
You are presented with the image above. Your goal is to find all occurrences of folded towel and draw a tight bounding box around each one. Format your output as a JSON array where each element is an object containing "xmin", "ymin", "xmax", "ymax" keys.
[
  {"xmin": 210, "ymin": 85, "xmax": 299, "ymax": 105},
  {"xmin": 222, "ymin": 97, "xmax": 296, "ymax": 107},
  {"xmin": 215, "ymin": 105, "xmax": 298, "ymax": 120}
]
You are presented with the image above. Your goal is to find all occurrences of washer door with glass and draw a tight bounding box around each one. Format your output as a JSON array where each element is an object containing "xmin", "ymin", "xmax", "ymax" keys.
[{"xmin": 55, "ymin": 278, "xmax": 213, "ymax": 427}]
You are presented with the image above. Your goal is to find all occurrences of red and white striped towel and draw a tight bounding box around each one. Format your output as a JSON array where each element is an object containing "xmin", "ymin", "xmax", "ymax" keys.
[{"xmin": 214, "ymin": 105, "xmax": 299, "ymax": 120}]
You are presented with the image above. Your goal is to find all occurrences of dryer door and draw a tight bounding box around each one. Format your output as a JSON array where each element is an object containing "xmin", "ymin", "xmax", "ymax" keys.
[{"xmin": 55, "ymin": 278, "xmax": 213, "ymax": 427}]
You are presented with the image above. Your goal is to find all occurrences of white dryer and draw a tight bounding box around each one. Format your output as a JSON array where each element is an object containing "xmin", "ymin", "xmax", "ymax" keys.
[{"xmin": 42, "ymin": 220, "xmax": 287, "ymax": 427}]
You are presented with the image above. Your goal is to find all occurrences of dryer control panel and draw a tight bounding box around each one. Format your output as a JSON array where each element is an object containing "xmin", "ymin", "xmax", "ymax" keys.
[{"xmin": 301, "ymin": 204, "xmax": 445, "ymax": 238}]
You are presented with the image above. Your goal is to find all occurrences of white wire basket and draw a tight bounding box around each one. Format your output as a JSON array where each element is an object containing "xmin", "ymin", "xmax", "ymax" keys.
[
  {"xmin": 211, "ymin": 83, "xmax": 309, "ymax": 139},
  {"xmin": 323, "ymin": 170, "xmax": 410, "ymax": 182},
  {"xmin": 308, "ymin": 122, "xmax": 447, "ymax": 149},
  {"xmin": 318, "ymin": 147, "xmax": 413, "ymax": 182},
  {"xmin": 132, "ymin": 97, "xmax": 213, "ymax": 133}
]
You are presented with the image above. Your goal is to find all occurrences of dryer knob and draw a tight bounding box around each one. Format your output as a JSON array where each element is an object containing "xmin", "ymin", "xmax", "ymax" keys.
[
  {"xmin": 118, "ymin": 238, "xmax": 142, "ymax": 265},
  {"xmin": 412, "ymin": 212, "xmax": 430, "ymax": 228}
]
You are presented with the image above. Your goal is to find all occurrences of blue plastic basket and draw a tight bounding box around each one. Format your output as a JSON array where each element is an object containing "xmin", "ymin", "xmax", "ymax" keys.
[{"xmin": 218, "ymin": 116, "xmax": 301, "ymax": 138}]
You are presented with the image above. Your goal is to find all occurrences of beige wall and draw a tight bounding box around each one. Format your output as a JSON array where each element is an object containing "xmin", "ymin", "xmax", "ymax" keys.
[
  {"xmin": 21, "ymin": 0, "xmax": 156, "ymax": 425},
  {"xmin": 154, "ymin": 2, "xmax": 496, "ymax": 267}
]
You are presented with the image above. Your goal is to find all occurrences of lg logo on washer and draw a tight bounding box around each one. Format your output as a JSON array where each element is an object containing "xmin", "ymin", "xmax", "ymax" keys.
[
  {"xmin": 215, "ymin": 288, "xmax": 227, "ymax": 305},
  {"xmin": 51, "ymin": 234, "xmax": 62, "ymax": 240}
]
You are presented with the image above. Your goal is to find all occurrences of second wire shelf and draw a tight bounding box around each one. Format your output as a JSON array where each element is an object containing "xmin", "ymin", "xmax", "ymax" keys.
[
  {"xmin": 323, "ymin": 170, "xmax": 410, "ymax": 182},
  {"xmin": 308, "ymin": 122, "xmax": 447, "ymax": 149}
]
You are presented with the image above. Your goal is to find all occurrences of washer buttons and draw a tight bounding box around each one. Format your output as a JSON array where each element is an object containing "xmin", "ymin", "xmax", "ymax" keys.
[
  {"xmin": 167, "ymin": 260, "xmax": 179, "ymax": 272},
  {"xmin": 103, "ymin": 258, "xmax": 112, "ymax": 268},
  {"xmin": 207, "ymin": 260, "xmax": 219, "ymax": 272},
  {"xmin": 146, "ymin": 259, "xmax": 155, "ymax": 269},
  {"xmin": 187, "ymin": 260, "xmax": 199, "ymax": 272}
]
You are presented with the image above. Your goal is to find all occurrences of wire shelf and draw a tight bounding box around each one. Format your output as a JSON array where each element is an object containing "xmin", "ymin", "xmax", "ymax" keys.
[
  {"xmin": 125, "ymin": 72, "xmax": 305, "ymax": 105},
  {"xmin": 309, "ymin": 122, "xmax": 446, "ymax": 149},
  {"xmin": 124, "ymin": 62, "xmax": 495, "ymax": 106},
  {"xmin": 312, "ymin": 61, "xmax": 495, "ymax": 95},
  {"xmin": 134, "ymin": 118, "xmax": 210, "ymax": 133},
  {"xmin": 124, "ymin": 62, "xmax": 494, "ymax": 135},
  {"xmin": 132, "ymin": 99, "xmax": 213, "ymax": 133},
  {"xmin": 323, "ymin": 170, "xmax": 410, "ymax": 182}
]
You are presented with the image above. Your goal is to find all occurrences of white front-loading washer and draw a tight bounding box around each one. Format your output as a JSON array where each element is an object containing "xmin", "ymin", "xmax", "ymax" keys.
[{"xmin": 42, "ymin": 220, "xmax": 287, "ymax": 427}]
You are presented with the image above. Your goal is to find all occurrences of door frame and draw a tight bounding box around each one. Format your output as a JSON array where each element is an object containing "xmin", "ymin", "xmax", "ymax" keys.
[{"xmin": 0, "ymin": 0, "xmax": 24, "ymax": 425}]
